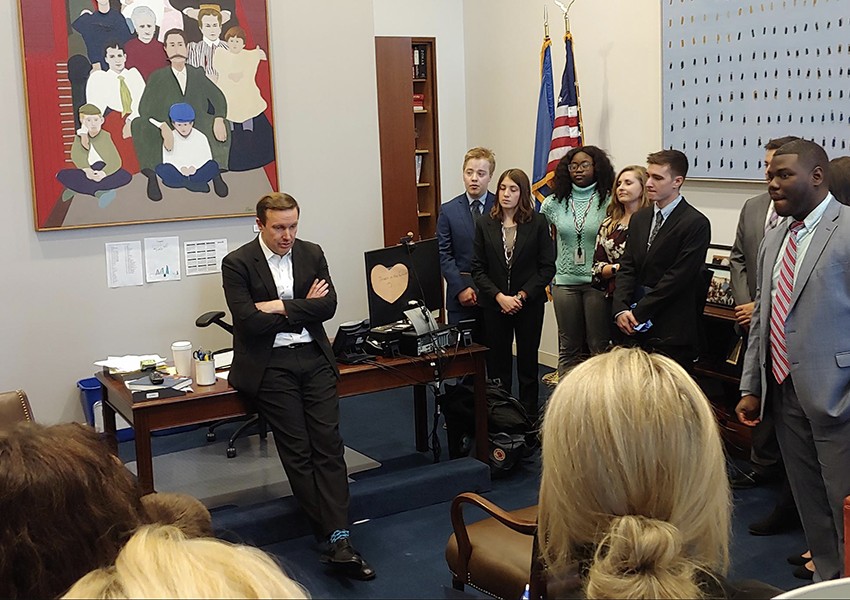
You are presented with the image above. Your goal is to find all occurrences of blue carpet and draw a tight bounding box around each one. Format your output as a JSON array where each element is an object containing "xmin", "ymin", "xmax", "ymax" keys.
[{"xmin": 121, "ymin": 365, "xmax": 812, "ymax": 598}]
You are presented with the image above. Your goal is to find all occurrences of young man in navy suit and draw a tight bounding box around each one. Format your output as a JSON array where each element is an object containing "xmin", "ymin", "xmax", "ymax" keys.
[
  {"xmin": 222, "ymin": 193, "xmax": 375, "ymax": 581},
  {"xmin": 437, "ymin": 147, "xmax": 497, "ymax": 332}
]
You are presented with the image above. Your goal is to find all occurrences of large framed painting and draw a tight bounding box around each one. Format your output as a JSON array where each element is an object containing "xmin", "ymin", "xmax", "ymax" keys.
[{"xmin": 19, "ymin": 0, "xmax": 278, "ymax": 231}]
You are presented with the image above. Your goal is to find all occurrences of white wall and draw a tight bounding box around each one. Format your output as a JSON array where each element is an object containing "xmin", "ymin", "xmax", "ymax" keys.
[
  {"xmin": 463, "ymin": 0, "xmax": 766, "ymax": 365},
  {"xmin": 372, "ymin": 0, "xmax": 468, "ymax": 202},
  {"xmin": 3, "ymin": 0, "xmax": 775, "ymax": 421},
  {"xmin": 0, "ymin": 1, "xmax": 384, "ymax": 423}
]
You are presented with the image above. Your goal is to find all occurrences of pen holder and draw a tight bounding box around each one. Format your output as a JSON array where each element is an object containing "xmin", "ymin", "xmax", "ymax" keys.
[
  {"xmin": 194, "ymin": 358, "xmax": 216, "ymax": 386},
  {"xmin": 171, "ymin": 341, "xmax": 193, "ymax": 377}
]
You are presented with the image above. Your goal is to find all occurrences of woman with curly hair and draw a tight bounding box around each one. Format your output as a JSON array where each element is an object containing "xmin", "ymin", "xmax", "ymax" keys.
[{"xmin": 541, "ymin": 146, "xmax": 616, "ymax": 377}]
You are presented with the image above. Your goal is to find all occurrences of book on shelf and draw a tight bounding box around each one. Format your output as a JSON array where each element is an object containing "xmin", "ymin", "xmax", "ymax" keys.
[
  {"xmin": 412, "ymin": 44, "xmax": 427, "ymax": 78},
  {"xmin": 413, "ymin": 93, "xmax": 425, "ymax": 111},
  {"xmin": 415, "ymin": 154, "xmax": 423, "ymax": 183}
]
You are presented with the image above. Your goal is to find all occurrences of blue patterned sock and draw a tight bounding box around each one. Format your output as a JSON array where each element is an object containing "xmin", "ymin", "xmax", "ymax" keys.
[{"xmin": 329, "ymin": 529, "xmax": 350, "ymax": 544}]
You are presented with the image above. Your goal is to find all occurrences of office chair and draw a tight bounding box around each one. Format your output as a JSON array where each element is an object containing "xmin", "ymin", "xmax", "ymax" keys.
[{"xmin": 195, "ymin": 311, "xmax": 267, "ymax": 458}]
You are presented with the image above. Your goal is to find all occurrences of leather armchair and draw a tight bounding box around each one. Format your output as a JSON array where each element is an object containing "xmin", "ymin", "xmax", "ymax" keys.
[
  {"xmin": 0, "ymin": 389, "xmax": 34, "ymax": 430},
  {"xmin": 446, "ymin": 492, "xmax": 545, "ymax": 600}
]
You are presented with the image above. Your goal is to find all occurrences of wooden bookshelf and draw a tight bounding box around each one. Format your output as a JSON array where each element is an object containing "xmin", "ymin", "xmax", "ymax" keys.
[{"xmin": 375, "ymin": 37, "xmax": 441, "ymax": 246}]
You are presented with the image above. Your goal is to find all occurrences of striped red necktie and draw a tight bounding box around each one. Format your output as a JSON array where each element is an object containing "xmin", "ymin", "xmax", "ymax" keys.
[{"xmin": 770, "ymin": 220, "xmax": 805, "ymax": 384}]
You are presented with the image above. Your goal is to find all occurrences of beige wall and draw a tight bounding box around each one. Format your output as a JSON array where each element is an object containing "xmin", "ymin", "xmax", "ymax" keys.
[
  {"xmin": 373, "ymin": 0, "xmax": 468, "ymax": 202},
  {"xmin": 3, "ymin": 0, "xmax": 769, "ymax": 421},
  {"xmin": 0, "ymin": 1, "xmax": 383, "ymax": 423},
  {"xmin": 463, "ymin": 0, "xmax": 765, "ymax": 366}
]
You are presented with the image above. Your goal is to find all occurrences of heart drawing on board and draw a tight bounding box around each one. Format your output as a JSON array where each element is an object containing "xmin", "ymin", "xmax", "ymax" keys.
[{"xmin": 370, "ymin": 263, "xmax": 409, "ymax": 304}]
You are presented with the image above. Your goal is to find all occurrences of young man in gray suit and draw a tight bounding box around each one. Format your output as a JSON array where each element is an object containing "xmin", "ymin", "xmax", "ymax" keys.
[
  {"xmin": 728, "ymin": 137, "xmax": 801, "ymax": 538},
  {"xmin": 737, "ymin": 139, "xmax": 850, "ymax": 580},
  {"xmin": 222, "ymin": 193, "xmax": 375, "ymax": 580}
]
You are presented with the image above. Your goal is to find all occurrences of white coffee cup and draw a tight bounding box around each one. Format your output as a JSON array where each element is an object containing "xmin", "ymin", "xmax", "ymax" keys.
[
  {"xmin": 194, "ymin": 358, "xmax": 216, "ymax": 386},
  {"xmin": 171, "ymin": 341, "xmax": 193, "ymax": 377}
]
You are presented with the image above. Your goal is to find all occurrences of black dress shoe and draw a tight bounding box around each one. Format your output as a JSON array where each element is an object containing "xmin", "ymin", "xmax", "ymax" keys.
[
  {"xmin": 787, "ymin": 552, "xmax": 809, "ymax": 566},
  {"xmin": 729, "ymin": 469, "xmax": 765, "ymax": 489},
  {"xmin": 793, "ymin": 564, "xmax": 814, "ymax": 580},
  {"xmin": 320, "ymin": 538, "xmax": 376, "ymax": 581},
  {"xmin": 748, "ymin": 506, "xmax": 801, "ymax": 536}
]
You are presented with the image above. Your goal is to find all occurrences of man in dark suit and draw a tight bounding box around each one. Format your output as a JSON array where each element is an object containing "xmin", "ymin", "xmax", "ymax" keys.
[
  {"xmin": 437, "ymin": 147, "xmax": 496, "ymax": 329},
  {"xmin": 613, "ymin": 149, "xmax": 711, "ymax": 371},
  {"xmin": 221, "ymin": 193, "xmax": 375, "ymax": 581},
  {"xmin": 729, "ymin": 137, "xmax": 801, "ymax": 538},
  {"xmin": 738, "ymin": 139, "xmax": 850, "ymax": 580}
]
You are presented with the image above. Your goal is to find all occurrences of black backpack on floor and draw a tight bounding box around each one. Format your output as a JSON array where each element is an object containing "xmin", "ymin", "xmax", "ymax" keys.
[{"xmin": 439, "ymin": 380, "xmax": 533, "ymax": 476}]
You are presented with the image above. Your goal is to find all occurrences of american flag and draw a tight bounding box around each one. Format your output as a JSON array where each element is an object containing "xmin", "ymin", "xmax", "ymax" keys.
[{"xmin": 539, "ymin": 32, "xmax": 583, "ymax": 195}]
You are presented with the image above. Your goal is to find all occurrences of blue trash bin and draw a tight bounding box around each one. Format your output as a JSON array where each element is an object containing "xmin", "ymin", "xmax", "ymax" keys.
[{"xmin": 77, "ymin": 377, "xmax": 135, "ymax": 442}]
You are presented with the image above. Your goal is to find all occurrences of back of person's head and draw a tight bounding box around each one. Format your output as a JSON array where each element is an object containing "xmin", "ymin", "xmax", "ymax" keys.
[
  {"xmin": 647, "ymin": 149, "xmax": 689, "ymax": 180},
  {"xmin": 0, "ymin": 422, "xmax": 145, "ymax": 599},
  {"xmin": 538, "ymin": 347, "xmax": 730, "ymax": 599},
  {"xmin": 62, "ymin": 525, "xmax": 309, "ymax": 599},
  {"xmin": 140, "ymin": 492, "xmax": 213, "ymax": 538},
  {"xmin": 828, "ymin": 156, "xmax": 850, "ymax": 206}
]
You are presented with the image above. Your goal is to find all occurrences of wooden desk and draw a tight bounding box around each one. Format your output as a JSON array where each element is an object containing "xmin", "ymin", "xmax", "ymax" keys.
[{"xmin": 97, "ymin": 344, "xmax": 488, "ymax": 494}]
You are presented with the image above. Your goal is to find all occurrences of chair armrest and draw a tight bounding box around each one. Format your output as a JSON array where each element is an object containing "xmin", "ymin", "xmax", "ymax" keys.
[{"xmin": 450, "ymin": 492, "xmax": 538, "ymax": 588}]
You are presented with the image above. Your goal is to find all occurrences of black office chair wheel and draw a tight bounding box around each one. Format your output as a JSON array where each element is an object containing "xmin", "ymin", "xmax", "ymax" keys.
[
  {"xmin": 206, "ymin": 431, "xmax": 216, "ymax": 442},
  {"xmin": 226, "ymin": 446, "xmax": 237, "ymax": 458}
]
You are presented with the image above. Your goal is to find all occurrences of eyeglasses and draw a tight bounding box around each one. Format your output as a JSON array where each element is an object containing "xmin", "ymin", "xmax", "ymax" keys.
[{"xmin": 568, "ymin": 161, "xmax": 594, "ymax": 172}]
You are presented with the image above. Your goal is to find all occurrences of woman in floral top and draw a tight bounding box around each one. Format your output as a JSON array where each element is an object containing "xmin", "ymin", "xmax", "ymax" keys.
[{"xmin": 592, "ymin": 165, "xmax": 650, "ymax": 302}]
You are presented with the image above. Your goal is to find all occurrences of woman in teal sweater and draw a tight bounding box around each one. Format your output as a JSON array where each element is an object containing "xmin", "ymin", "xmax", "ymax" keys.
[{"xmin": 541, "ymin": 146, "xmax": 615, "ymax": 376}]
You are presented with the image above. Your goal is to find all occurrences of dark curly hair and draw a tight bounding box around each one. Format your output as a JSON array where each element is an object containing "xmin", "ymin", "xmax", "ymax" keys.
[
  {"xmin": 551, "ymin": 145, "xmax": 616, "ymax": 208},
  {"xmin": 0, "ymin": 422, "xmax": 145, "ymax": 599}
]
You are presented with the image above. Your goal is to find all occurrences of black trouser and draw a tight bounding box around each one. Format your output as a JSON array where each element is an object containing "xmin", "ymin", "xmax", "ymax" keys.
[
  {"xmin": 255, "ymin": 342, "xmax": 349, "ymax": 537},
  {"xmin": 480, "ymin": 302, "xmax": 545, "ymax": 422}
]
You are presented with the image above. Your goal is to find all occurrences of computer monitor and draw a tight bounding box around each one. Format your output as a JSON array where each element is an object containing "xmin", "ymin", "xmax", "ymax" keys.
[{"xmin": 364, "ymin": 238, "xmax": 442, "ymax": 327}]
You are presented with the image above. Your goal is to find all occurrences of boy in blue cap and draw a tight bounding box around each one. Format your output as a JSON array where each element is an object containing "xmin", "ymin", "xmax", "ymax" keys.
[{"xmin": 154, "ymin": 102, "xmax": 228, "ymax": 196}]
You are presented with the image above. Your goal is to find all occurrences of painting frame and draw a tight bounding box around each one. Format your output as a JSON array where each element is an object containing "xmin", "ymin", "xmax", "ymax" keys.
[{"xmin": 19, "ymin": 0, "xmax": 279, "ymax": 231}]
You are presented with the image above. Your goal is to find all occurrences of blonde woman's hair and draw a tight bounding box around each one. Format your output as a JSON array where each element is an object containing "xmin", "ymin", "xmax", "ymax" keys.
[
  {"xmin": 538, "ymin": 347, "xmax": 730, "ymax": 599},
  {"xmin": 605, "ymin": 165, "xmax": 650, "ymax": 229},
  {"xmin": 63, "ymin": 525, "xmax": 309, "ymax": 599}
]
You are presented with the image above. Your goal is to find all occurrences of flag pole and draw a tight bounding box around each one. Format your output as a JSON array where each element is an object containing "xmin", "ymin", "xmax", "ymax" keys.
[{"xmin": 556, "ymin": 0, "xmax": 584, "ymax": 145}]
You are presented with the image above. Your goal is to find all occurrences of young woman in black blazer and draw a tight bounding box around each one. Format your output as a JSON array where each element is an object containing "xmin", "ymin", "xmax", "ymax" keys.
[{"xmin": 472, "ymin": 168, "xmax": 556, "ymax": 421}]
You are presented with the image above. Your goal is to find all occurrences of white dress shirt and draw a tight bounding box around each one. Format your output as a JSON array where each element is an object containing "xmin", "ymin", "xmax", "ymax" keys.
[{"xmin": 258, "ymin": 236, "xmax": 313, "ymax": 347}]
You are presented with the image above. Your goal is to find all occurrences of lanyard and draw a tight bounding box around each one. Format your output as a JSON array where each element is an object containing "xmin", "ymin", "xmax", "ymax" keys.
[{"xmin": 569, "ymin": 192, "xmax": 596, "ymax": 258}]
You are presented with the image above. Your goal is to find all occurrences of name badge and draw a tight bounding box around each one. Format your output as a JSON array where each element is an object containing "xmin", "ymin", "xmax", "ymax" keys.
[{"xmin": 574, "ymin": 247, "xmax": 585, "ymax": 265}]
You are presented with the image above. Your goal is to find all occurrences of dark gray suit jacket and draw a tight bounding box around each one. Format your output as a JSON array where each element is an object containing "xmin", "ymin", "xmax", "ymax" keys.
[
  {"xmin": 221, "ymin": 237, "xmax": 337, "ymax": 398},
  {"xmin": 730, "ymin": 192, "xmax": 771, "ymax": 305}
]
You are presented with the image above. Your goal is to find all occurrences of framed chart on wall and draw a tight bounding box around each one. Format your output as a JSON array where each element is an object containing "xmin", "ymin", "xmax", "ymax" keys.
[
  {"xmin": 662, "ymin": 0, "xmax": 849, "ymax": 180},
  {"xmin": 18, "ymin": 0, "xmax": 278, "ymax": 231}
]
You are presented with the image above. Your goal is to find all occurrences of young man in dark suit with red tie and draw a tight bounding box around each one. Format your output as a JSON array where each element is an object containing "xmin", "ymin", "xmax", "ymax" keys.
[{"xmin": 222, "ymin": 192, "xmax": 375, "ymax": 581}]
